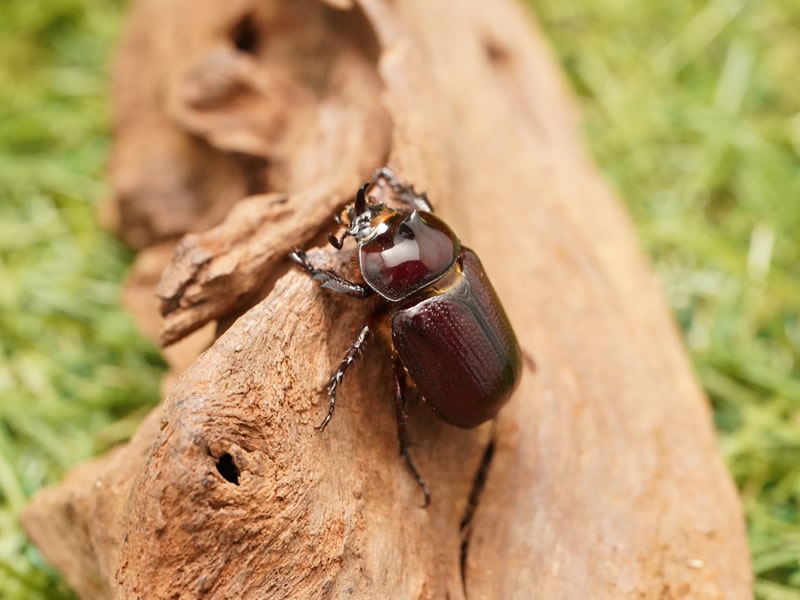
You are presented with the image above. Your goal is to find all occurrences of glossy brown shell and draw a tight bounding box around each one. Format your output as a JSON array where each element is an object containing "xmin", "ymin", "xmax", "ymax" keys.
[
  {"xmin": 391, "ymin": 248, "xmax": 521, "ymax": 428},
  {"xmin": 359, "ymin": 210, "xmax": 459, "ymax": 301}
]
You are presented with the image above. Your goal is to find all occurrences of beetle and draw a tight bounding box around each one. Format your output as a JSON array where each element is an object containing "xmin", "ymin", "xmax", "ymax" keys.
[{"xmin": 289, "ymin": 167, "xmax": 521, "ymax": 505}]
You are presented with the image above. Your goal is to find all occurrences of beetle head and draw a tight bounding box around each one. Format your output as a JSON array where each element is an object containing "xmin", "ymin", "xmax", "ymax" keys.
[{"xmin": 329, "ymin": 181, "xmax": 392, "ymax": 248}]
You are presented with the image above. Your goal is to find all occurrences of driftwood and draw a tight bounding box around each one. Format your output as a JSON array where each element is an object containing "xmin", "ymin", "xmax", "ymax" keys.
[{"xmin": 22, "ymin": 0, "xmax": 752, "ymax": 598}]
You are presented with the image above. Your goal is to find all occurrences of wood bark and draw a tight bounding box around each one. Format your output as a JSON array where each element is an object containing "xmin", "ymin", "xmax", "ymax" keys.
[{"xmin": 22, "ymin": 0, "xmax": 752, "ymax": 598}]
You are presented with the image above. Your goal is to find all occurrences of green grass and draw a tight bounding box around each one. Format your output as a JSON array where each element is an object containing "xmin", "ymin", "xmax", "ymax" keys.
[
  {"xmin": 0, "ymin": 0, "xmax": 797, "ymax": 598},
  {"xmin": 0, "ymin": 1, "xmax": 164, "ymax": 598}
]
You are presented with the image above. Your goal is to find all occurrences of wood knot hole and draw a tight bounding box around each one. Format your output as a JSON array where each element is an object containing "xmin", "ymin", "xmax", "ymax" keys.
[
  {"xmin": 231, "ymin": 13, "xmax": 260, "ymax": 54},
  {"xmin": 216, "ymin": 453, "xmax": 240, "ymax": 485},
  {"xmin": 483, "ymin": 37, "xmax": 512, "ymax": 68}
]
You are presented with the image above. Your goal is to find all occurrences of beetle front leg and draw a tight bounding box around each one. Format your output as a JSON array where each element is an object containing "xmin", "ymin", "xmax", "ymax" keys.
[
  {"xmin": 289, "ymin": 249, "xmax": 372, "ymax": 298},
  {"xmin": 373, "ymin": 167, "xmax": 434, "ymax": 213},
  {"xmin": 319, "ymin": 323, "xmax": 372, "ymax": 431},
  {"xmin": 393, "ymin": 358, "xmax": 432, "ymax": 506}
]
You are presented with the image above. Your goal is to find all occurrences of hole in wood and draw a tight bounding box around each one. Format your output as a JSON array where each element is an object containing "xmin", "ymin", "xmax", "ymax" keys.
[
  {"xmin": 231, "ymin": 13, "xmax": 260, "ymax": 54},
  {"xmin": 216, "ymin": 453, "xmax": 240, "ymax": 485},
  {"xmin": 483, "ymin": 37, "xmax": 511, "ymax": 67}
]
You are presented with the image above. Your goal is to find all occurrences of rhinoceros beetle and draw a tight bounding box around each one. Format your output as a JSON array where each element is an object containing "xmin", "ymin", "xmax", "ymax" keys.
[{"xmin": 290, "ymin": 168, "xmax": 521, "ymax": 504}]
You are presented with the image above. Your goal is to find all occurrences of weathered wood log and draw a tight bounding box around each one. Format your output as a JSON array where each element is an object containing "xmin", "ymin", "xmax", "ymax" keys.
[{"xmin": 22, "ymin": 0, "xmax": 752, "ymax": 598}]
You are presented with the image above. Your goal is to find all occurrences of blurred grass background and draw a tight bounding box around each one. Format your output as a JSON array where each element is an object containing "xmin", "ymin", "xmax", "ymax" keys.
[
  {"xmin": 536, "ymin": 1, "xmax": 800, "ymax": 598},
  {"xmin": 0, "ymin": 1, "xmax": 163, "ymax": 598},
  {"xmin": 0, "ymin": 0, "xmax": 797, "ymax": 597}
]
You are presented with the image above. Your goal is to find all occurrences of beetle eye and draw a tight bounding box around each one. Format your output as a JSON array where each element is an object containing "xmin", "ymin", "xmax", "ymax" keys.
[{"xmin": 398, "ymin": 223, "xmax": 415, "ymax": 240}]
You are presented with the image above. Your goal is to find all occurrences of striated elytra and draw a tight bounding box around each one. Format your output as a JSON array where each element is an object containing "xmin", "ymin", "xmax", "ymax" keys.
[{"xmin": 290, "ymin": 167, "xmax": 522, "ymax": 504}]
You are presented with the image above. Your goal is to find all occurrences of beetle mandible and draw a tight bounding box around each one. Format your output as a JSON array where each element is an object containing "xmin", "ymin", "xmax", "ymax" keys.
[{"xmin": 289, "ymin": 167, "xmax": 522, "ymax": 505}]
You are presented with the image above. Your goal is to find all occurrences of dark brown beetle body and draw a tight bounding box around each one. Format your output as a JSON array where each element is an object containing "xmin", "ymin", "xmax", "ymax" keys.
[
  {"xmin": 290, "ymin": 168, "xmax": 522, "ymax": 504},
  {"xmin": 391, "ymin": 248, "xmax": 521, "ymax": 428}
]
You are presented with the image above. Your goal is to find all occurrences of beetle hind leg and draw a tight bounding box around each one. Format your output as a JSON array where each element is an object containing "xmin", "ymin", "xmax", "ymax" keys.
[
  {"xmin": 319, "ymin": 323, "xmax": 372, "ymax": 431},
  {"xmin": 393, "ymin": 358, "xmax": 432, "ymax": 506}
]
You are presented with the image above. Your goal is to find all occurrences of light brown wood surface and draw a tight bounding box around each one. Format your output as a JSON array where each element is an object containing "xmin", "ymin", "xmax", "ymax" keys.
[{"xmin": 22, "ymin": 0, "xmax": 752, "ymax": 598}]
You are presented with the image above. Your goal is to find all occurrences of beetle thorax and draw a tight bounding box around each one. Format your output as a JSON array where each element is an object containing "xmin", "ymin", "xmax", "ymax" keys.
[{"xmin": 359, "ymin": 209, "xmax": 460, "ymax": 301}]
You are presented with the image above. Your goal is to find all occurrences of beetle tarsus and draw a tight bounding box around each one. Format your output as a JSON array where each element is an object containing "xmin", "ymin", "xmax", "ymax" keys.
[
  {"xmin": 328, "ymin": 233, "xmax": 345, "ymax": 249},
  {"xmin": 289, "ymin": 249, "xmax": 372, "ymax": 298},
  {"xmin": 393, "ymin": 358, "xmax": 432, "ymax": 506},
  {"xmin": 318, "ymin": 324, "xmax": 372, "ymax": 431},
  {"xmin": 318, "ymin": 278, "xmax": 371, "ymax": 297},
  {"xmin": 288, "ymin": 249, "xmax": 312, "ymax": 269},
  {"xmin": 373, "ymin": 167, "xmax": 434, "ymax": 213},
  {"xmin": 373, "ymin": 167, "xmax": 403, "ymax": 190}
]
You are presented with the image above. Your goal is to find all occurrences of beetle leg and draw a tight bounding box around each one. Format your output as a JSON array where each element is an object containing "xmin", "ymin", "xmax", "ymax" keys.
[
  {"xmin": 328, "ymin": 232, "xmax": 346, "ymax": 250},
  {"xmin": 393, "ymin": 358, "xmax": 432, "ymax": 506},
  {"xmin": 319, "ymin": 323, "xmax": 371, "ymax": 431},
  {"xmin": 289, "ymin": 249, "xmax": 372, "ymax": 298},
  {"xmin": 373, "ymin": 167, "xmax": 434, "ymax": 213}
]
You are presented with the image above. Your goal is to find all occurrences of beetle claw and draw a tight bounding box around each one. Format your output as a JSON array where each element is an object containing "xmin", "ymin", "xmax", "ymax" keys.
[
  {"xmin": 328, "ymin": 233, "xmax": 344, "ymax": 249},
  {"xmin": 420, "ymin": 486, "xmax": 431, "ymax": 508}
]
